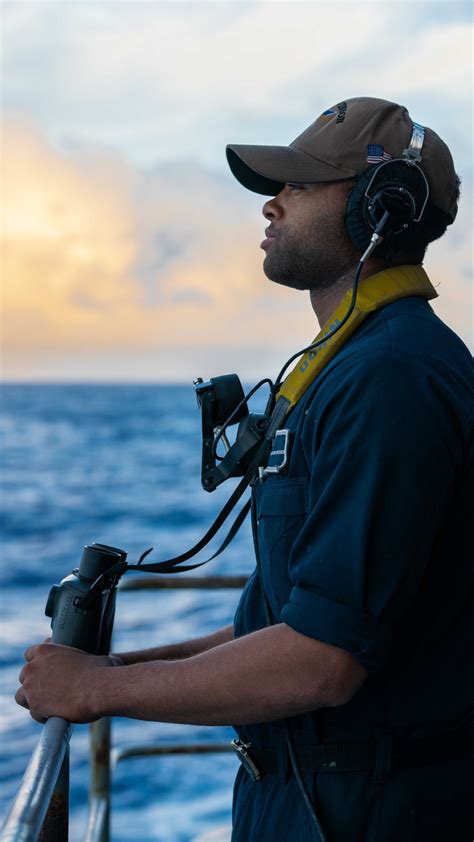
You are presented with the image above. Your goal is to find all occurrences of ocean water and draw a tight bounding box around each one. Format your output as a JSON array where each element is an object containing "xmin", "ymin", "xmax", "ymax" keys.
[{"xmin": 0, "ymin": 384, "xmax": 260, "ymax": 841}]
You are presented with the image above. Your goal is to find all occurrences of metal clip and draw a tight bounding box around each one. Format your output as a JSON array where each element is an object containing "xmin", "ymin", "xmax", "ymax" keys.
[
  {"xmin": 231, "ymin": 739, "xmax": 262, "ymax": 781},
  {"xmin": 403, "ymin": 122, "xmax": 425, "ymax": 164}
]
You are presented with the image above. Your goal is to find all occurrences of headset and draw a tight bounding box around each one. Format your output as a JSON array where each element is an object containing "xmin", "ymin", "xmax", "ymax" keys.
[
  {"xmin": 266, "ymin": 122, "xmax": 433, "ymax": 400},
  {"xmin": 345, "ymin": 122, "xmax": 430, "ymax": 261}
]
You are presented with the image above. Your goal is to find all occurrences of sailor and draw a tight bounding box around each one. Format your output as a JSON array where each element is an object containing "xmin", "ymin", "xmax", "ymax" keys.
[{"xmin": 16, "ymin": 97, "xmax": 474, "ymax": 841}]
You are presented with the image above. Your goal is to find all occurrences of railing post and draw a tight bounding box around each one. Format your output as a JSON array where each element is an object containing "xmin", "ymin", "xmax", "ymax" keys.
[
  {"xmin": 37, "ymin": 753, "xmax": 69, "ymax": 841},
  {"xmin": 84, "ymin": 718, "xmax": 111, "ymax": 842}
]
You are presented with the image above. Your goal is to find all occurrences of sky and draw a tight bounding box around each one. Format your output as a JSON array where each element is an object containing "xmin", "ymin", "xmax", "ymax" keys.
[{"xmin": 1, "ymin": 0, "xmax": 473, "ymax": 382}]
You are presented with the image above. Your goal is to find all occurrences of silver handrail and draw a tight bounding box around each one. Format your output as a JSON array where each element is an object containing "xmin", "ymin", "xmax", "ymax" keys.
[
  {"xmin": 3, "ymin": 575, "xmax": 248, "ymax": 841},
  {"xmin": 1, "ymin": 717, "xmax": 73, "ymax": 842}
]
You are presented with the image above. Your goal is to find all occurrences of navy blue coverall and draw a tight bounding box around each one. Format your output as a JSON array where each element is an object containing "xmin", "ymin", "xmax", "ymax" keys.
[{"xmin": 231, "ymin": 296, "xmax": 474, "ymax": 842}]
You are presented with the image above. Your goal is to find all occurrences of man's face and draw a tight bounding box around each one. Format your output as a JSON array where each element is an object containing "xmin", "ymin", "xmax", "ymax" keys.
[{"xmin": 261, "ymin": 180, "xmax": 358, "ymax": 292}]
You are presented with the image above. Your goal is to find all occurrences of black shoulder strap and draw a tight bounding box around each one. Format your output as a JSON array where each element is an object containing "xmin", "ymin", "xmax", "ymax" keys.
[
  {"xmin": 126, "ymin": 439, "xmax": 269, "ymax": 574},
  {"xmin": 82, "ymin": 400, "xmax": 291, "ymax": 604}
]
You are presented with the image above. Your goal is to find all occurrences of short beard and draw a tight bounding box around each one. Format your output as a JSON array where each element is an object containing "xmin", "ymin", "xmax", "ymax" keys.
[{"xmin": 263, "ymin": 233, "xmax": 359, "ymax": 293}]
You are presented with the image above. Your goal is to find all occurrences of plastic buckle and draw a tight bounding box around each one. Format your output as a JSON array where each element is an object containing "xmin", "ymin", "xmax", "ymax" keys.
[{"xmin": 231, "ymin": 739, "xmax": 262, "ymax": 782}]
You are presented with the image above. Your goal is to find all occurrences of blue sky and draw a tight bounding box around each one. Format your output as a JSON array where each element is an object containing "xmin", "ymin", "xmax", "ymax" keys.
[{"xmin": 2, "ymin": 0, "xmax": 472, "ymax": 381}]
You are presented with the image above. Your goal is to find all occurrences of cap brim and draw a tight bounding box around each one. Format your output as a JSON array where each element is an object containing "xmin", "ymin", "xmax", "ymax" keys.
[{"xmin": 226, "ymin": 144, "xmax": 354, "ymax": 195}]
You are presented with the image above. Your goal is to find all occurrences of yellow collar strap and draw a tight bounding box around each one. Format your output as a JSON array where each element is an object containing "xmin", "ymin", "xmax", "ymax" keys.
[{"xmin": 276, "ymin": 264, "xmax": 437, "ymax": 411}]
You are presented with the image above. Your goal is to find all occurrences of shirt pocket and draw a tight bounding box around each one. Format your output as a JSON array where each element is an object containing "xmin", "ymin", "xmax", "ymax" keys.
[{"xmin": 254, "ymin": 477, "xmax": 309, "ymax": 619}]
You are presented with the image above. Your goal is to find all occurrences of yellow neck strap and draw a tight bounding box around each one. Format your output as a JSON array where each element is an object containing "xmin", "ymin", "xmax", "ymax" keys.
[{"xmin": 276, "ymin": 264, "xmax": 437, "ymax": 411}]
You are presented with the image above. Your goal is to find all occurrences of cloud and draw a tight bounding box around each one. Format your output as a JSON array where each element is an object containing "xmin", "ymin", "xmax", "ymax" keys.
[
  {"xmin": 2, "ymin": 118, "xmax": 141, "ymax": 347},
  {"xmin": 1, "ymin": 118, "xmax": 318, "ymax": 381},
  {"xmin": 425, "ymin": 189, "xmax": 473, "ymax": 350},
  {"xmin": 1, "ymin": 117, "xmax": 471, "ymax": 383},
  {"xmin": 2, "ymin": 0, "xmax": 472, "ymax": 378},
  {"xmin": 2, "ymin": 2, "xmax": 472, "ymax": 170}
]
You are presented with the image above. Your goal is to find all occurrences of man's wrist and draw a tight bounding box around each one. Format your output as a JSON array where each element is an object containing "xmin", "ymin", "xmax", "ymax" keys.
[{"xmin": 89, "ymin": 664, "xmax": 126, "ymax": 720}]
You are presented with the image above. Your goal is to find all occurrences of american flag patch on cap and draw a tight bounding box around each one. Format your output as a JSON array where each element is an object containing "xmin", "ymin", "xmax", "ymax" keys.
[{"xmin": 367, "ymin": 145, "xmax": 393, "ymax": 164}]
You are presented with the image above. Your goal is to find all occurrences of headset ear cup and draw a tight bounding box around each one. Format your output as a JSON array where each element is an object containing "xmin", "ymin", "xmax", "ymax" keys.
[
  {"xmin": 345, "ymin": 168, "xmax": 376, "ymax": 252},
  {"xmin": 346, "ymin": 161, "xmax": 430, "ymax": 255}
]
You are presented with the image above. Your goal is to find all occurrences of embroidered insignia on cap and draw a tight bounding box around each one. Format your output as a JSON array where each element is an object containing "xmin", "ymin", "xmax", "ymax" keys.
[
  {"xmin": 320, "ymin": 108, "xmax": 337, "ymax": 121},
  {"xmin": 264, "ymin": 429, "xmax": 291, "ymax": 475},
  {"xmin": 367, "ymin": 145, "xmax": 393, "ymax": 164},
  {"xmin": 320, "ymin": 102, "xmax": 347, "ymax": 124},
  {"xmin": 335, "ymin": 101, "xmax": 347, "ymax": 123}
]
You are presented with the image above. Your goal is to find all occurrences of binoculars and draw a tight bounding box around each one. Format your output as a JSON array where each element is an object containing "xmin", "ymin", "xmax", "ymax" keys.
[{"xmin": 45, "ymin": 543, "xmax": 127, "ymax": 654}]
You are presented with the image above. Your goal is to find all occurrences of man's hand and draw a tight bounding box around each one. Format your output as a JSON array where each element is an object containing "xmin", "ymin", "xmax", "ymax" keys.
[
  {"xmin": 16, "ymin": 642, "xmax": 114, "ymax": 724},
  {"xmin": 15, "ymin": 624, "xmax": 367, "ymax": 727}
]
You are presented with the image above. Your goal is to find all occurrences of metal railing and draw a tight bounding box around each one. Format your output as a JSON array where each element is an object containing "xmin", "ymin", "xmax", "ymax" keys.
[{"xmin": 2, "ymin": 575, "xmax": 247, "ymax": 842}]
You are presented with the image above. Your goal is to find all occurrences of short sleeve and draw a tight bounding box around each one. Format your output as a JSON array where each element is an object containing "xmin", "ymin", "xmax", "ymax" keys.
[{"xmin": 280, "ymin": 353, "xmax": 458, "ymax": 673}]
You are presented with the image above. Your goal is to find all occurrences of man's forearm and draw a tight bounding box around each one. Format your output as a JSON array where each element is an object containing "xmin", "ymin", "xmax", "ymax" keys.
[
  {"xmin": 113, "ymin": 625, "xmax": 234, "ymax": 666},
  {"xmin": 92, "ymin": 623, "xmax": 367, "ymax": 726}
]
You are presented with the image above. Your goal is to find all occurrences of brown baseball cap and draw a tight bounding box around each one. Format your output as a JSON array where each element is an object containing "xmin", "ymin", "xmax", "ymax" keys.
[{"xmin": 226, "ymin": 97, "xmax": 458, "ymax": 221}]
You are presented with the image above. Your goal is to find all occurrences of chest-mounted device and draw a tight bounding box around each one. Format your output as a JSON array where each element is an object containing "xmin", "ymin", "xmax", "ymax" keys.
[{"xmin": 194, "ymin": 374, "xmax": 270, "ymax": 491}]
